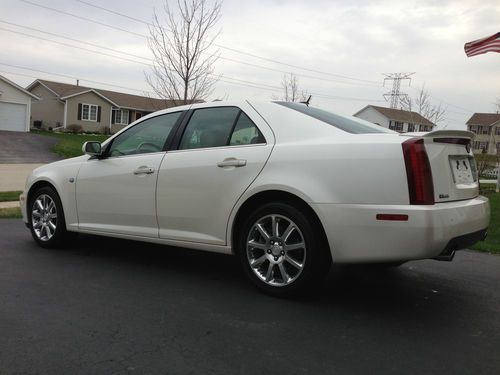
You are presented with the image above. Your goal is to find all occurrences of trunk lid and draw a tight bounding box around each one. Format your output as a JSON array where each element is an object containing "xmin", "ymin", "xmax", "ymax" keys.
[{"xmin": 401, "ymin": 130, "xmax": 478, "ymax": 203}]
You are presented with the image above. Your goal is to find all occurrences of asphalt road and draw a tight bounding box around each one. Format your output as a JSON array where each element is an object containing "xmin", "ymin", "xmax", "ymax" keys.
[
  {"xmin": 1, "ymin": 219, "xmax": 499, "ymax": 375},
  {"xmin": 0, "ymin": 130, "xmax": 61, "ymax": 163}
]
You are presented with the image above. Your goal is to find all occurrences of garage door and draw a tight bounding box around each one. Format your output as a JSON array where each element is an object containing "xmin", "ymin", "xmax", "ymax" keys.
[{"xmin": 0, "ymin": 102, "xmax": 27, "ymax": 132}]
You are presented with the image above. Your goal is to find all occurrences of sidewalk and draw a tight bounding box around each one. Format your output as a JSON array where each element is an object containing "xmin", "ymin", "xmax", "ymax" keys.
[
  {"xmin": 0, "ymin": 164, "xmax": 44, "ymax": 192},
  {"xmin": 0, "ymin": 201, "xmax": 20, "ymax": 209}
]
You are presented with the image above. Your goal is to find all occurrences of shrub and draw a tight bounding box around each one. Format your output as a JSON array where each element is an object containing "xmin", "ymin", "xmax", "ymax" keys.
[
  {"xmin": 99, "ymin": 126, "xmax": 111, "ymax": 135},
  {"xmin": 66, "ymin": 124, "xmax": 83, "ymax": 134}
]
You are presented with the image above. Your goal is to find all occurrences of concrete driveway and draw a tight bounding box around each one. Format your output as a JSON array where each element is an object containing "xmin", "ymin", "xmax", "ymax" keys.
[
  {"xmin": 0, "ymin": 130, "xmax": 61, "ymax": 192},
  {"xmin": 0, "ymin": 130, "xmax": 61, "ymax": 163}
]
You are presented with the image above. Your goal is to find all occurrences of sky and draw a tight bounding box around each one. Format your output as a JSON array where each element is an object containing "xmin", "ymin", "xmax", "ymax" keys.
[{"xmin": 0, "ymin": 0, "xmax": 499, "ymax": 129}]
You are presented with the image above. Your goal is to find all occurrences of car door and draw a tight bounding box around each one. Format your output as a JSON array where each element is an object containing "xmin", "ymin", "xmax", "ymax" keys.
[
  {"xmin": 157, "ymin": 103, "xmax": 274, "ymax": 245},
  {"xmin": 76, "ymin": 111, "xmax": 184, "ymax": 237}
]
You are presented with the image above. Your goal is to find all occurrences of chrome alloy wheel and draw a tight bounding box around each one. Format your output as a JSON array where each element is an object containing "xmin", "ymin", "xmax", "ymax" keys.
[
  {"xmin": 31, "ymin": 194, "xmax": 58, "ymax": 242},
  {"xmin": 246, "ymin": 214, "xmax": 306, "ymax": 287}
]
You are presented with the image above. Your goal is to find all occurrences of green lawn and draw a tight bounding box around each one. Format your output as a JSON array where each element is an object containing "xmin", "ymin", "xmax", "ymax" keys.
[
  {"xmin": 0, "ymin": 191, "xmax": 22, "ymax": 202},
  {"xmin": 473, "ymin": 191, "xmax": 499, "ymax": 254},
  {"xmin": 32, "ymin": 130, "xmax": 109, "ymax": 159},
  {"xmin": 0, "ymin": 207, "xmax": 22, "ymax": 219}
]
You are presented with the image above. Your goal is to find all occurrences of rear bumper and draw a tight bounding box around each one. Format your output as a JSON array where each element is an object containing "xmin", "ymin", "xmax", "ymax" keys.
[{"xmin": 311, "ymin": 196, "xmax": 490, "ymax": 263}]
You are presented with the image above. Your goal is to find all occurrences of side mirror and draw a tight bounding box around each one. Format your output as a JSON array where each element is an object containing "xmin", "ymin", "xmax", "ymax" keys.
[{"xmin": 82, "ymin": 141, "xmax": 102, "ymax": 156}]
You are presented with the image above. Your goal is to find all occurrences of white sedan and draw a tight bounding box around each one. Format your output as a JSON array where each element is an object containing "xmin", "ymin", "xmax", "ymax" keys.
[{"xmin": 20, "ymin": 101, "xmax": 490, "ymax": 296}]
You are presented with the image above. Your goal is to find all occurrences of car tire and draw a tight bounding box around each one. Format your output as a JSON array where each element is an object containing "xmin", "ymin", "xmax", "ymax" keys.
[
  {"xmin": 237, "ymin": 202, "xmax": 331, "ymax": 298},
  {"xmin": 29, "ymin": 186, "xmax": 71, "ymax": 248}
]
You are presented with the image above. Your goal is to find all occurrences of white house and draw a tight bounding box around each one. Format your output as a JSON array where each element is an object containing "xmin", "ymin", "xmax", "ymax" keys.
[
  {"xmin": 354, "ymin": 105, "xmax": 434, "ymax": 133},
  {"xmin": 0, "ymin": 75, "xmax": 39, "ymax": 132}
]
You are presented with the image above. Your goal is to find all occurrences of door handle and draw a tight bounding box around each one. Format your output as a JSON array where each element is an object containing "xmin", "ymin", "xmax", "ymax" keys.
[
  {"xmin": 217, "ymin": 158, "xmax": 247, "ymax": 168},
  {"xmin": 133, "ymin": 166, "xmax": 155, "ymax": 175}
]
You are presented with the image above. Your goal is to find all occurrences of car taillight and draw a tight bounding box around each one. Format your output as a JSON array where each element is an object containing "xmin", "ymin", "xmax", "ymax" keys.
[{"xmin": 402, "ymin": 138, "xmax": 434, "ymax": 205}]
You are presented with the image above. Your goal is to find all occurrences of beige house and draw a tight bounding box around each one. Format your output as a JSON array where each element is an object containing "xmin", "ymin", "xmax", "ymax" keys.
[
  {"xmin": 354, "ymin": 105, "xmax": 435, "ymax": 133},
  {"xmin": 466, "ymin": 113, "xmax": 500, "ymax": 155},
  {"xmin": 27, "ymin": 79, "xmax": 178, "ymax": 133}
]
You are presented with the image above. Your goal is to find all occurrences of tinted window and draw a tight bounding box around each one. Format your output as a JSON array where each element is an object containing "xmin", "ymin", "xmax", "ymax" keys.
[
  {"xmin": 179, "ymin": 107, "xmax": 240, "ymax": 150},
  {"xmin": 229, "ymin": 112, "xmax": 265, "ymax": 145},
  {"xmin": 108, "ymin": 112, "xmax": 182, "ymax": 157},
  {"xmin": 276, "ymin": 102, "xmax": 393, "ymax": 134}
]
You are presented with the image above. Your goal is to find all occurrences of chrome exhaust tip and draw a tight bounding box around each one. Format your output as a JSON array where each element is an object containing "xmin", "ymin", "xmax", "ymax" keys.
[{"xmin": 434, "ymin": 250, "xmax": 455, "ymax": 262}]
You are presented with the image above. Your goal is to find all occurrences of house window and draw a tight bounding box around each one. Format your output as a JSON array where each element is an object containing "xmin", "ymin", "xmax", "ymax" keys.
[
  {"xmin": 478, "ymin": 126, "xmax": 490, "ymax": 135},
  {"xmin": 469, "ymin": 125, "xmax": 477, "ymax": 134},
  {"xmin": 496, "ymin": 126, "xmax": 500, "ymax": 136},
  {"xmin": 407, "ymin": 123, "xmax": 415, "ymax": 132},
  {"xmin": 82, "ymin": 104, "xmax": 98, "ymax": 122},
  {"xmin": 473, "ymin": 141, "xmax": 480, "ymax": 150},
  {"xmin": 394, "ymin": 121, "xmax": 403, "ymax": 132},
  {"xmin": 115, "ymin": 109, "xmax": 129, "ymax": 125},
  {"xmin": 479, "ymin": 142, "xmax": 489, "ymax": 151}
]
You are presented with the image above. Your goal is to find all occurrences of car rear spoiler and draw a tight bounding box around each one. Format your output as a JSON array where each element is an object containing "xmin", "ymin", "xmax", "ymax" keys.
[{"xmin": 402, "ymin": 130, "xmax": 475, "ymax": 139}]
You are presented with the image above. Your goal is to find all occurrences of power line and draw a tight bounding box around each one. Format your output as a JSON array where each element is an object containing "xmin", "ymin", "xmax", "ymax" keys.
[
  {"xmin": 0, "ymin": 27, "xmax": 151, "ymax": 67},
  {"xmin": 20, "ymin": 0, "xmax": 380, "ymax": 86},
  {"xmin": 0, "ymin": 61, "xmax": 385, "ymax": 103},
  {"xmin": 16, "ymin": 0, "xmax": 477, "ymax": 112},
  {"xmin": 0, "ymin": 27, "xmax": 285, "ymax": 91},
  {"xmin": 408, "ymin": 85, "xmax": 474, "ymax": 114},
  {"xmin": 0, "ymin": 64, "xmax": 154, "ymax": 94},
  {"xmin": 0, "ymin": 25, "xmax": 386, "ymax": 103},
  {"xmin": 74, "ymin": 0, "xmax": 380, "ymax": 85},
  {"xmin": 0, "ymin": 20, "xmax": 152, "ymax": 62},
  {"xmin": 0, "ymin": 19, "xmax": 379, "ymax": 88},
  {"xmin": 19, "ymin": 0, "xmax": 145, "ymax": 38}
]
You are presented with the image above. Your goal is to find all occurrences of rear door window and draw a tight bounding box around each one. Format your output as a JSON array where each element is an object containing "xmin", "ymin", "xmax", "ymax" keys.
[{"xmin": 179, "ymin": 107, "xmax": 265, "ymax": 150}]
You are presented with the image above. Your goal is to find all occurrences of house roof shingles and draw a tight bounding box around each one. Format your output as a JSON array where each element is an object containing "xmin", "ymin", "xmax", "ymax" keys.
[
  {"xmin": 466, "ymin": 113, "xmax": 500, "ymax": 126},
  {"xmin": 34, "ymin": 80, "xmax": 176, "ymax": 112},
  {"xmin": 367, "ymin": 105, "xmax": 434, "ymax": 126}
]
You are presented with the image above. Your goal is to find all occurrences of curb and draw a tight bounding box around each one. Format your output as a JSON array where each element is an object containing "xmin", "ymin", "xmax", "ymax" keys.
[{"xmin": 0, "ymin": 201, "xmax": 20, "ymax": 209}]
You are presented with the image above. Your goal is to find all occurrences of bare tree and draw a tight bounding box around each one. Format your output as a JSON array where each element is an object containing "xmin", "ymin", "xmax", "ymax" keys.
[
  {"xmin": 274, "ymin": 73, "xmax": 309, "ymax": 102},
  {"xmin": 495, "ymin": 97, "xmax": 500, "ymax": 113},
  {"xmin": 146, "ymin": 0, "xmax": 222, "ymax": 106},
  {"xmin": 400, "ymin": 85, "xmax": 446, "ymax": 125}
]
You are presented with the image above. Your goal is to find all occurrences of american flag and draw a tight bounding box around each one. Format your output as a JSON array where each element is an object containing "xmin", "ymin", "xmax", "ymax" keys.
[{"xmin": 464, "ymin": 32, "xmax": 500, "ymax": 57}]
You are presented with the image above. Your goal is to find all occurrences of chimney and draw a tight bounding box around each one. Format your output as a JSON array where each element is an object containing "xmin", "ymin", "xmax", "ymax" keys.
[{"xmin": 76, "ymin": 79, "xmax": 79, "ymax": 86}]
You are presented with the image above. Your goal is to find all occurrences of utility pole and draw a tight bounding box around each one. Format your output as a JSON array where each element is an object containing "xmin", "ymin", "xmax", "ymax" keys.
[{"xmin": 383, "ymin": 72, "xmax": 415, "ymax": 108}]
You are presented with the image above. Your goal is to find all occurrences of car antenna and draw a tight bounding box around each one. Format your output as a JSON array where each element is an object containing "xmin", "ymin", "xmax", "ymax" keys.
[{"xmin": 300, "ymin": 95, "xmax": 312, "ymax": 106}]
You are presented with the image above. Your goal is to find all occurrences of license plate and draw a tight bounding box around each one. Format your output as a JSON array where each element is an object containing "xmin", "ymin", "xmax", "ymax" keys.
[{"xmin": 449, "ymin": 156, "xmax": 474, "ymax": 184}]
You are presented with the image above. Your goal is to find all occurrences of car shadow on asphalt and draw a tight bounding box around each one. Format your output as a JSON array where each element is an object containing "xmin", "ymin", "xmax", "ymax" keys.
[{"xmin": 51, "ymin": 233, "xmax": 469, "ymax": 324}]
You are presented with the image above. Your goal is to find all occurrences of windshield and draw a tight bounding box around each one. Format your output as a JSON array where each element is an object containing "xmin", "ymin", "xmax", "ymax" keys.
[{"xmin": 275, "ymin": 101, "xmax": 394, "ymax": 134}]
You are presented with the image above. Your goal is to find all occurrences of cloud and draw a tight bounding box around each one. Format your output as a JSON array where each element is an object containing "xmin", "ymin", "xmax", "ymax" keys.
[{"xmin": 0, "ymin": 0, "xmax": 498, "ymax": 128}]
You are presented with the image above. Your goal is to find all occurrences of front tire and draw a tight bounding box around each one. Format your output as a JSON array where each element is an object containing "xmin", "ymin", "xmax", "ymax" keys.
[
  {"xmin": 237, "ymin": 202, "xmax": 331, "ymax": 297},
  {"xmin": 29, "ymin": 186, "xmax": 70, "ymax": 248}
]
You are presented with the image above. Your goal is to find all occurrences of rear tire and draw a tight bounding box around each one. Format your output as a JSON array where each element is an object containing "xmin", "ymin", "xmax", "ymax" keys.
[
  {"xmin": 237, "ymin": 202, "xmax": 331, "ymax": 297},
  {"xmin": 29, "ymin": 186, "xmax": 71, "ymax": 248}
]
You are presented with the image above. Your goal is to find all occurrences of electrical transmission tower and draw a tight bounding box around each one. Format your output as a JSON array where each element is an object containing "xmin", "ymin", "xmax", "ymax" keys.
[{"xmin": 383, "ymin": 72, "xmax": 415, "ymax": 108}]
